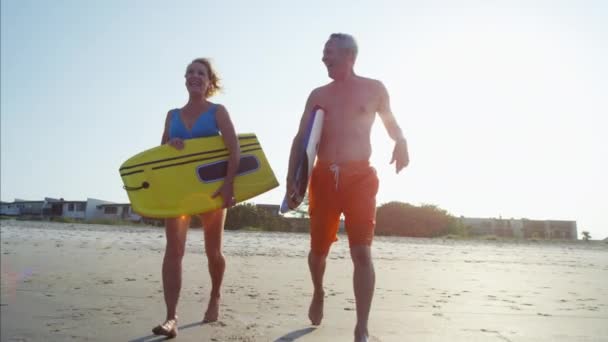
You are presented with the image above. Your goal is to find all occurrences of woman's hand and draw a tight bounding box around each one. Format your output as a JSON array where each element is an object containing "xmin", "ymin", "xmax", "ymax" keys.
[
  {"xmin": 212, "ymin": 180, "xmax": 236, "ymax": 208},
  {"xmin": 167, "ymin": 137, "xmax": 185, "ymax": 150}
]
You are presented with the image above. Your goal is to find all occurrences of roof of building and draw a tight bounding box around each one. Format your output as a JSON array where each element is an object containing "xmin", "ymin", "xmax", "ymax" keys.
[
  {"xmin": 96, "ymin": 203, "xmax": 130, "ymax": 208},
  {"xmin": 10, "ymin": 200, "xmax": 45, "ymax": 204}
]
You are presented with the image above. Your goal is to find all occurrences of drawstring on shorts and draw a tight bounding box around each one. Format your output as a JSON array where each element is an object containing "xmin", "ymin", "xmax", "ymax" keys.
[{"xmin": 329, "ymin": 164, "xmax": 340, "ymax": 190}]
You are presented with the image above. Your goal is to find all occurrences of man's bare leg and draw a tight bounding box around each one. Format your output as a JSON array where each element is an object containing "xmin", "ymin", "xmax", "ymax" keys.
[
  {"xmin": 350, "ymin": 245, "xmax": 374, "ymax": 342},
  {"xmin": 308, "ymin": 250, "xmax": 327, "ymax": 325}
]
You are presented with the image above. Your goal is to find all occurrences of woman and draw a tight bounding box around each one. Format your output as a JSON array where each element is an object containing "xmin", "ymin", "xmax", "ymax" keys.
[{"xmin": 152, "ymin": 58, "xmax": 240, "ymax": 338}]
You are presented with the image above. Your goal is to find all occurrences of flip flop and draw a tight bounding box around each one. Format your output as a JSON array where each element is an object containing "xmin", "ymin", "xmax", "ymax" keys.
[{"xmin": 152, "ymin": 318, "xmax": 178, "ymax": 338}]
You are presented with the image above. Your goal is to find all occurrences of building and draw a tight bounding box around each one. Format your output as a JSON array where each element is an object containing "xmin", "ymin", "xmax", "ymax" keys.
[
  {"xmin": 0, "ymin": 197, "xmax": 141, "ymax": 222},
  {"xmin": 0, "ymin": 201, "xmax": 20, "ymax": 216},
  {"xmin": 41, "ymin": 198, "xmax": 88, "ymax": 219},
  {"xmin": 92, "ymin": 203, "xmax": 141, "ymax": 222},
  {"xmin": 1, "ymin": 199, "xmax": 45, "ymax": 217},
  {"xmin": 458, "ymin": 217, "xmax": 577, "ymax": 240}
]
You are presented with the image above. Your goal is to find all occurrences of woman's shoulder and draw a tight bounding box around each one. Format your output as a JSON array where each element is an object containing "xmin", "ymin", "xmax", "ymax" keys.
[
  {"xmin": 163, "ymin": 108, "xmax": 180, "ymax": 121},
  {"xmin": 210, "ymin": 102, "xmax": 228, "ymax": 114}
]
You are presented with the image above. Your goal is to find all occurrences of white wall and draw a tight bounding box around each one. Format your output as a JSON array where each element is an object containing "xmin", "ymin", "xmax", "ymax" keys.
[
  {"xmin": 62, "ymin": 203, "xmax": 86, "ymax": 220},
  {"xmin": 0, "ymin": 204, "xmax": 20, "ymax": 216},
  {"xmin": 85, "ymin": 198, "xmax": 114, "ymax": 220}
]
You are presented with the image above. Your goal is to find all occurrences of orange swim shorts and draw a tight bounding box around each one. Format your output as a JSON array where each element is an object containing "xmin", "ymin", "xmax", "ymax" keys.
[{"xmin": 308, "ymin": 160, "xmax": 379, "ymax": 255}]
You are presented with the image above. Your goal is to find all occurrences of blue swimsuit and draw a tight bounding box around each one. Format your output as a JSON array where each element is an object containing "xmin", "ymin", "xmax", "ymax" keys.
[{"xmin": 169, "ymin": 104, "xmax": 220, "ymax": 140}]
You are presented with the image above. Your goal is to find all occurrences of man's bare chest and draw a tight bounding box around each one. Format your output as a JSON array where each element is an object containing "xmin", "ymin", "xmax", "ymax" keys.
[{"xmin": 319, "ymin": 91, "xmax": 377, "ymax": 121}]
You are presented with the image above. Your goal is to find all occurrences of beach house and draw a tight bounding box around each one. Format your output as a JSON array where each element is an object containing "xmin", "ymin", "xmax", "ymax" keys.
[
  {"xmin": 458, "ymin": 217, "xmax": 577, "ymax": 240},
  {"xmin": 91, "ymin": 203, "xmax": 141, "ymax": 222},
  {"xmin": 0, "ymin": 199, "xmax": 45, "ymax": 217}
]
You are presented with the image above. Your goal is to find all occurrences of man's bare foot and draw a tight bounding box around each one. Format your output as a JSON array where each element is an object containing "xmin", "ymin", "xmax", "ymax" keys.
[
  {"xmin": 203, "ymin": 295, "xmax": 220, "ymax": 323},
  {"xmin": 308, "ymin": 290, "xmax": 324, "ymax": 325},
  {"xmin": 354, "ymin": 325, "xmax": 369, "ymax": 342}
]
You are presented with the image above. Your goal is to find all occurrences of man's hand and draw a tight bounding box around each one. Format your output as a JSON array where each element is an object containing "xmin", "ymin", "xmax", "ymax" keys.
[
  {"xmin": 285, "ymin": 177, "xmax": 301, "ymax": 210},
  {"xmin": 390, "ymin": 139, "xmax": 409, "ymax": 174}
]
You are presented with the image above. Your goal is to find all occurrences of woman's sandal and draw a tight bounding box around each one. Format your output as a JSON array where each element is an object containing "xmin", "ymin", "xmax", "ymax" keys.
[{"xmin": 152, "ymin": 318, "xmax": 178, "ymax": 338}]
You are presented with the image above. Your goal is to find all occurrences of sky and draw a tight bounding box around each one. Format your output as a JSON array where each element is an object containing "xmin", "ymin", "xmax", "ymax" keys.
[{"xmin": 1, "ymin": 0, "xmax": 607, "ymax": 239}]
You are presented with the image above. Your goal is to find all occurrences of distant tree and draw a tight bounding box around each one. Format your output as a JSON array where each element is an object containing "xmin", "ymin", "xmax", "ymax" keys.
[
  {"xmin": 376, "ymin": 202, "xmax": 453, "ymax": 237},
  {"xmin": 224, "ymin": 203, "xmax": 291, "ymax": 231},
  {"xmin": 225, "ymin": 203, "xmax": 259, "ymax": 230},
  {"xmin": 446, "ymin": 218, "xmax": 469, "ymax": 237},
  {"xmin": 582, "ymin": 231, "xmax": 591, "ymax": 241}
]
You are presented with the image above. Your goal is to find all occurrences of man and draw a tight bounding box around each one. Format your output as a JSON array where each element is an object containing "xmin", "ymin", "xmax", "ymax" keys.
[{"xmin": 286, "ymin": 33, "xmax": 409, "ymax": 342}]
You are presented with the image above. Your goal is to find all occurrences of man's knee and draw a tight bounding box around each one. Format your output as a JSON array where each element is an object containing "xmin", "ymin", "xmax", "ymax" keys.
[
  {"xmin": 309, "ymin": 250, "xmax": 328, "ymax": 265},
  {"xmin": 350, "ymin": 245, "xmax": 372, "ymax": 267}
]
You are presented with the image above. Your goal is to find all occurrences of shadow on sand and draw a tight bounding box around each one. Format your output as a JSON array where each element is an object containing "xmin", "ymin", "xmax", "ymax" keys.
[{"xmin": 274, "ymin": 327, "xmax": 316, "ymax": 342}]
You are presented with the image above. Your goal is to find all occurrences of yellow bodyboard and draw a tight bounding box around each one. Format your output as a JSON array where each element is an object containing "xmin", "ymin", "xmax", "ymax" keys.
[{"xmin": 119, "ymin": 133, "xmax": 278, "ymax": 218}]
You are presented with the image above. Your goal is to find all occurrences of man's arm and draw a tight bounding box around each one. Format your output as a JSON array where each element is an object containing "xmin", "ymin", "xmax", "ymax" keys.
[
  {"xmin": 376, "ymin": 81, "xmax": 409, "ymax": 173},
  {"xmin": 286, "ymin": 90, "xmax": 318, "ymax": 184},
  {"xmin": 285, "ymin": 90, "xmax": 318, "ymax": 208}
]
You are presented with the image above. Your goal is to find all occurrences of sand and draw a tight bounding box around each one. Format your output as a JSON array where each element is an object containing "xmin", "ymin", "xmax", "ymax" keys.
[{"xmin": 1, "ymin": 219, "xmax": 607, "ymax": 341}]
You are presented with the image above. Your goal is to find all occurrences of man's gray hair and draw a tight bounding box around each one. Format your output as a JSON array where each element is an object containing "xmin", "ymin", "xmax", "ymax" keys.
[{"xmin": 329, "ymin": 33, "xmax": 358, "ymax": 58}]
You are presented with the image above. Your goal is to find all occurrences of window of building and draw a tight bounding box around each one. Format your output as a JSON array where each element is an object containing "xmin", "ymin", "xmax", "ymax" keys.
[
  {"xmin": 76, "ymin": 203, "xmax": 85, "ymax": 211},
  {"xmin": 68, "ymin": 203, "xmax": 74, "ymax": 211},
  {"xmin": 104, "ymin": 207, "xmax": 118, "ymax": 214}
]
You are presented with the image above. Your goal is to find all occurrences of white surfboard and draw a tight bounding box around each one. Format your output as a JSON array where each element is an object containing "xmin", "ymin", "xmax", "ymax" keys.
[{"xmin": 280, "ymin": 106, "xmax": 325, "ymax": 214}]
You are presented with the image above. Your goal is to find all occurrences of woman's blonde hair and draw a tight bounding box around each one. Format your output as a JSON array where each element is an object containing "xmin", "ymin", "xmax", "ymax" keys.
[{"xmin": 190, "ymin": 58, "xmax": 222, "ymax": 98}]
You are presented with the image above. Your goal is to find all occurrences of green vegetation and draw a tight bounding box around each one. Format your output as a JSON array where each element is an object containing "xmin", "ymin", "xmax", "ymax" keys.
[
  {"xmin": 86, "ymin": 218, "xmax": 144, "ymax": 226},
  {"xmin": 375, "ymin": 202, "xmax": 454, "ymax": 237},
  {"xmin": 6, "ymin": 201, "xmax": 587, "ymax": 242},
  {"xmin": 224, "ymin": 203, "xmax": 300, "ymax": 232},
  {"xmin": 582, "ymin": 231, "xmax": 591, "ymax": 241}
]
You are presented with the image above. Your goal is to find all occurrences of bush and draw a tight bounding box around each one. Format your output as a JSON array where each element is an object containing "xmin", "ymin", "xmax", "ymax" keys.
[
  {"xmin": 225, "ymin": 203, "xmax": 292, "ymax": 232},
  {"xmin": 376, "ymin": 202, "xmax": 453, "ymax": 237}
]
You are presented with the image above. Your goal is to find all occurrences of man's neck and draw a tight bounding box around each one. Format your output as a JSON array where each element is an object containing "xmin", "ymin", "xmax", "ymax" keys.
[{"xmin": 332, "ymin": 70, "xmax": 357, "ymax": 84}]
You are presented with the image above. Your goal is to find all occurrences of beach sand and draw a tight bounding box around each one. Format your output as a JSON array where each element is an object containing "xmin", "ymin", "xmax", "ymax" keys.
[{"xmin": 1, "ymin": 220, "xmax": 607, "ymax": 341}]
